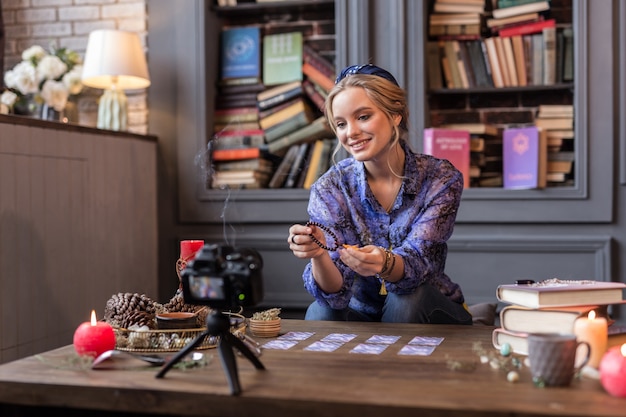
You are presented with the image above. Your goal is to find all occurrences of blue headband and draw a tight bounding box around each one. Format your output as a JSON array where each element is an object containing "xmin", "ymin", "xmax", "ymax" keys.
[{"xmin": 335, "ymin": 64, "xmax": 399, "ymax": 86}]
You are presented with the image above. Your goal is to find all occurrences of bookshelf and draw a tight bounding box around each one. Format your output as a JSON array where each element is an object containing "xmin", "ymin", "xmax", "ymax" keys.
[{"xmin": 151, "ymin": 0, "xmax": 620, "ymax": 310}]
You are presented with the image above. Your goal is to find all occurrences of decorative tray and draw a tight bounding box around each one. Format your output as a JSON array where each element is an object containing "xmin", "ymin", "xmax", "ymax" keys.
[{"xmin": 113, "ymin": 313, "xmax": 246, "ymax": 353}]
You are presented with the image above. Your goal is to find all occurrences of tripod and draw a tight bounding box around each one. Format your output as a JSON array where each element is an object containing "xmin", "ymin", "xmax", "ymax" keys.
[{"xmin": 155, "ymin": 310, "xmax": 265, "ymax": 395}]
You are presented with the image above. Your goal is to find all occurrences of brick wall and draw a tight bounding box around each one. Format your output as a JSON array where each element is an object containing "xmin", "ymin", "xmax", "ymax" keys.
[{"xmin": 1, "ymin": 0, "xmax": 149, "ymax": 134}]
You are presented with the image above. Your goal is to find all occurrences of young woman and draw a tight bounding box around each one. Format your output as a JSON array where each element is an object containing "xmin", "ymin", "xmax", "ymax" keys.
[{"xmin": 288, "ymin": 64, "xmax": 472, "ymax": 324}]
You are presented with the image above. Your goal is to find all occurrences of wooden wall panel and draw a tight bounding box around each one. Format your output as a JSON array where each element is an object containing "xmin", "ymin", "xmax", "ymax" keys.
[{"xmin": 0, "ymin": 117, "xmax": 158, "ymax": 364}]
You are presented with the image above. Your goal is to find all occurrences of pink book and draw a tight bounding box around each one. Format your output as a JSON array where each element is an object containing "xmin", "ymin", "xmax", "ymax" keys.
[{"xmin": 423, "ymin": 128, "xmax": 470, "ymax": 188}]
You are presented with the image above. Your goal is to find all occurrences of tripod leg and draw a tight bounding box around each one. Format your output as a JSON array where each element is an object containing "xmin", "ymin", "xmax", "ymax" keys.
[
  {"xmin": 217, "ymin": 337, "xmax": 242, "ymax": 395},
  {"xmin": 155, "ymin": 330, "xmax": 210, "ymax": 379},
  {"xmin": 224, "ymin": 332, "xmax": 265, "ymax": 370}
]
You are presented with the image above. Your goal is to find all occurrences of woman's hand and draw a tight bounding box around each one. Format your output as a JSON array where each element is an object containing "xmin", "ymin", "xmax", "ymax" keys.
[
  {"xmin": 338, "ymin": 245, "xmax": 386, "ymax": 277},
  {"xmin": 288, "ymin": 224, "xmax": 326, "ymax": 259}
]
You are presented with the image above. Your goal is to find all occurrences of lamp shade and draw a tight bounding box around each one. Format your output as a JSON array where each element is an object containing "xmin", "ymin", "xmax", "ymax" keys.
[{"xmin": 82, "ymin": 29, "xmax": 151, "ymax": 90}]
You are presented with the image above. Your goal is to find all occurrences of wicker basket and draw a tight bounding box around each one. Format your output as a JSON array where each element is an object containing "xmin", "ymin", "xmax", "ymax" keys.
[{"xmin": 113, "ymin": 312, "xmax": 246, "ymax": 353}]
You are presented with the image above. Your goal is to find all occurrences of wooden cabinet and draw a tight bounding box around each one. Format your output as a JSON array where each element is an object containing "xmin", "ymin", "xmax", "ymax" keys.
[{"xmin": 0, "ymin": 116, "xmax": 158, "ymax": 363}]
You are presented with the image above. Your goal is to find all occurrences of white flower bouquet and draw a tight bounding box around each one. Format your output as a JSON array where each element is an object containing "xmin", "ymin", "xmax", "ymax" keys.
[{"xmin": 2, "ymin": 44, "xmax": 83, "ymax": 114}]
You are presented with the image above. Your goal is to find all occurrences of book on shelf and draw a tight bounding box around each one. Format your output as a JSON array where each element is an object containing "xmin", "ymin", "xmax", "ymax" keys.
[
  {"xmin": 218, "ymin": 76, "xmax": 262, "ymax": 87},
  {"xmin": 217, "ymin": 81, "xmax": 266, "ymax": 96},
  {"xmin": 542, "ymin": 26, "xmax": 557, "ymax": 85},
  {"xmin": 214, "ymin": 106, "xmax": 259, "ymax": 124},
  {"xmin": 423, "ymin": 128, "xmax": 471, "ymax": 189},
  {"xmin": 547, "ymin": 159, "xmax": 573, "ymax": 175},
  {"xmin": 302, "ymin": 62, "xmax": 334, "ymax": 93},
  {"xmin": 212, "ymin": 146, "xmax": 261, "ymax": 162},
  {"xmin": 492, "ymin": 327, "xmax": 530, "ymax": 355},
  {"xmin": 212, "ymin": 129, "xmax": 265, "ymax": 150},
  {"xmin": 268, "ymin": 144, "xmax": 300, "ymax": 188},
  {"xmin": 499, "ymin": 304, "xmax": 611, "ymax": 335},
  {"xmin": 502, "ymin": 125, "xmax": 547, "ymax": 189},
  {"xmin": 562, "ymin": 27, "xmax": 574, "ymax": 82},
  {"xmin": 498, "ymin": 18, "xmax": 555, "ymax": 37},
  {"xmin": 535, "ymin": 117, "xmax": 573, "ymax": 130},
  {"xmin": 491, "ymin": 0, "xmax": 550, "ymax": 20},
  {"xmin": 257, "ymin": 81, "xmax": 303, "ymax": 111},
  {"xmin": 302, "ymin": 139, "xmax": 334, "ymax": 189},
  {"xmin": 266, "ymin": 116, "xmax": 332, "ymax": 154},
  {"xmin": 537, "ymin": 104, "xmax": 574, "ymax": 119},
  {"xmin": 264, "ymin": 110, "xmax": 315, "ymax": 143},
  {"xmin": 497, "ymin": 0, "xmax": 546, "ymax": 9},
  {"xmin": 443, "ymin": 41, "xmax": 464, "ymax": 89},
  {"xmin": 433, "ymin": 1, "xmax": 485, "ymax": 14},
  {"xmin": 214, "ymin": 121, "xmax": 261, "ymax": 133},
  {"xmin": 302, "ymin": 78, "xmax": 327, "ymax": 112},
  {"xmin": 283, "ymin": 142, "xmax": 310, "ymax": 188},
  {"xmin": 493, "ymin": 36, "xmax": 512, "ymax": 87},
  {"xmin": 429, "ymin": 23, "xmax": 482, "ymax": 38},
  {"xmin": 259, "ymin": 98, "xmax": 311, "ymax": 130},
  {"xmin": 530, "ymin": 33, "xmax": 544, "ymax": 86},
  {"xmin": 464, "ymin": 40, "xmax": 493, "ymax": 88},
  {"xmin": 220, "ymin": 26, "xmax": 261, "ymax": 80},
  {"xmin": 302, "ymin": 44, "xmax": 335, "ymax": 80},
  {"xmin": 262, "ymin": 31, "xmax": 303, "ymax": 86},
  {"xmin": 486, "ymin": 11, "xmax": 540, "ymax": 29},
  {"xmin": 429, "ymin": 13, "xmax": 482, "ymax": 26},
  {"xmin": 510, "ymin": 35, "xmax": 527, "ymax": 86},
  {"xmin": 483, "ymin": 37, "xmax": 505, "ymax": 88},
  {"xmin": 496, "ymin": 279, "xmax": 626, "ymax": 309},
  {"xmin": 213, "ymin": 157, "xmax": 273, "ymax": 173},
  {"xmin": 501, "ymin": 36, "xmax": 519, "ymax": 86}
]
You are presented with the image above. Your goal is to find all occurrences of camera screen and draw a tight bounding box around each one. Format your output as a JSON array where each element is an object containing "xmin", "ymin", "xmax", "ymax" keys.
[{"xmin": 188, "ymin": 276, "xmax": 226, "ymax": 300}]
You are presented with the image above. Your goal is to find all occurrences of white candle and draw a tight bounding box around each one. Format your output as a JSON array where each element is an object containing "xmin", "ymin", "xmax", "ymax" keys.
[{"xmin": 574, "ymin": 310, "xmax": 608, "ymax": 369}]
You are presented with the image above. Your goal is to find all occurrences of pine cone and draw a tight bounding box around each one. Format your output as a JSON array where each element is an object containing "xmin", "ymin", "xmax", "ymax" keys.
[
  {"xmin": 163, "ymin": 289, "xmax": 198, "ymax": 313},
  {"xmin": 120, "ymin": 310, "xmax": 156, "ymax": 329},
  {"xmin": 104, "ymin": 292, "xmax": 157, "ymax": 327}
]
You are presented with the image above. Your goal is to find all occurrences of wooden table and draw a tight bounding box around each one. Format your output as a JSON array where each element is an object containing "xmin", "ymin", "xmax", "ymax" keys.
[{"xmin": 0, "ymin": 319, "xmax": 623, "ymax": 417}]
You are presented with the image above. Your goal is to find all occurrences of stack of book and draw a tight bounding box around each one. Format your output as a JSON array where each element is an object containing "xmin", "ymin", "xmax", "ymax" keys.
[
  {"xmin": 487, "ymin": 0, "xmax": 551, "ymax": 36},
  {"xmin": 428, "ymin": 0, "xmax": 487, "ymax": 38},
  {"xmin": 268, "ymin": 138, "xmax": 335, "ymax": 189},
  {"xmin": 492, "ymin": 279, "xmax": 626, "ymax": 355},
  {"xmin": 439, "ymin": 123, "xmax": 502, "ymax": 187},
  {"xmin": 534, "ymin": 104, "xmax": 575, "ymax": 185}
]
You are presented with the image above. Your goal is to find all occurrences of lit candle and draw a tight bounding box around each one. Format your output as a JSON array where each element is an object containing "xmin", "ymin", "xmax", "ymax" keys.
[
  {"xmin": 573, "ymin": 310, "xmax": 608, "ymax": 369},
  {"xmin": 180, "ymin": 240, "xmax": 205, "ymax": 263},
  {"xmin": 73, "ymin": 310, "xmax": 116, "ymax": 358},
  {"xmin": 599, "ymin": 344, "xmax": 626, "ymax": 397}
]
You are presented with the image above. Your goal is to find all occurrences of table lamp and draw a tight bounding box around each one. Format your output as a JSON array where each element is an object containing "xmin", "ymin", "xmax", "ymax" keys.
[{"xmin": 81, "ymin": 29, "xmax": 151, "ymax": 131}]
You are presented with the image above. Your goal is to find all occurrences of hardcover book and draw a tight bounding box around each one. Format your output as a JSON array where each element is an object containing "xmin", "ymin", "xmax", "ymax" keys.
[
  {"xmin": 422, "ymin": 128, "xmax": 471, "ymax": 188},
  {"xmin": 266, "ymin": 116, "xmax": 332, "ymax": 154},
  {"xmin": 499, "ymin": 304, "xmax": 610, "ymax": 335},
  {"xmin": 492, "ymin": 327, "xmax": 529, "ymax": 355},
  {"xmin": 502, "ymin": 126, "xmax": 546, "ymax": 189},
  {"xmin": 262, "ymin": 32, "xmax": 303, "ymax": 86},
  {"xmin": 496, "ymin": 279, "xmax": 626, "ymax": 309},
  {"xmin": 220, "ymin": 27, "xmax": 261, "ymax": 80}
]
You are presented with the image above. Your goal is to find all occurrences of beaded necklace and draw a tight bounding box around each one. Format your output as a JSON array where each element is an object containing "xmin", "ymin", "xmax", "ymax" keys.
[{"xmin": 306, "ymin": 221, "xmax": 340, "ymax": 251}]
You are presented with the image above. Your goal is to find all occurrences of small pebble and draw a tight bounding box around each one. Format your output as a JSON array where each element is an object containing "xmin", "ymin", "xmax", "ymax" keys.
[
  {"xmin": 507, "ymin": 370, "xmax": 520, "ymax": 383},
  {"xmin": 500, "ymin": 343, "xmax": 512, "ymax": 357},
  {"xmin": 480, "ymin": 355, "xmax": 489, "ymax": 364}
]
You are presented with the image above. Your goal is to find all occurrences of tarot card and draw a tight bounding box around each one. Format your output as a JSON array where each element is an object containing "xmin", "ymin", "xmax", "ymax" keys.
[
  {"xmin": 365, "ymin": 335, "xmax": 401, "ymax": 345},
  {"xmin": 262, "ymin": 339, "xmax": 299, "ymax": 350},
  {"xmin": 349, "ymin": 343, "xmax": 389, "ymax": 355},
  {"xmin": 304, "ymin": 341, "xmax": 343, "ymax": 352},
  {"xmin": 321, "ymin": 333, "xmax": 357, "ymax": 343},
  {"xmin": 278, "ymin": 331, "xmax": 315, "ymax": 341},
  {"xmin": 397, "ymin": 344, "xmax": 437, "ymax": 356},
  {"xmin": 407, "ymin": 336, "xmax": 444, "ymax": 346}
]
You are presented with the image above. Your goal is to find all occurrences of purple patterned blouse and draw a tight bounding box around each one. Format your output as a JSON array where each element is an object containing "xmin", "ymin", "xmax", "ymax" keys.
[{"xmin": 302, "ymin": 142, "xmax": 466, "ymax": 316}]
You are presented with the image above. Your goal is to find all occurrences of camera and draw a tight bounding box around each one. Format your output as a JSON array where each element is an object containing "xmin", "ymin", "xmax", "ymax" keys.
[{"xmin": 180, "ymin": 243, "xmax": 263, "ymax": 310}]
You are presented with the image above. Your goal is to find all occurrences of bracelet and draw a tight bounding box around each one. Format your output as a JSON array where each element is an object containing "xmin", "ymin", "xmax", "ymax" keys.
[
  {"xmin": 380, "ymin": 252, "xmax": 396, "ymax": 280},
  {"xmin": 376, "ymin": 248, "xmax": 393, "ymax": 278}
]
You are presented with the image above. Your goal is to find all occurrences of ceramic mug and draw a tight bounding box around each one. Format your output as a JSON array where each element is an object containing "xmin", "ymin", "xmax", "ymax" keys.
[{"xmin": 528, "ymin": 333, "xmax": 590, "ymax": 387}]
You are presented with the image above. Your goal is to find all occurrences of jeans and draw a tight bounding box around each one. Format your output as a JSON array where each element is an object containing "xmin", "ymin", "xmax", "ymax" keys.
[{"xmin": 304, "ymin": 283, "xmax": 473, "ymax": 325}]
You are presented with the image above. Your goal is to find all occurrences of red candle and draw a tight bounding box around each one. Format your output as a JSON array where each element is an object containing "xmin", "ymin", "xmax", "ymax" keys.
[
  {"xmin": 599, "ymin": 343, "xmax": 626, "ymax": 398},
  {"xmin": 180, "ymin": 240, "xmax": 204, "ymax": 262},
  {"xmin": 73, "ymin": 310, "xmax": 116, "ymax": 358}
]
